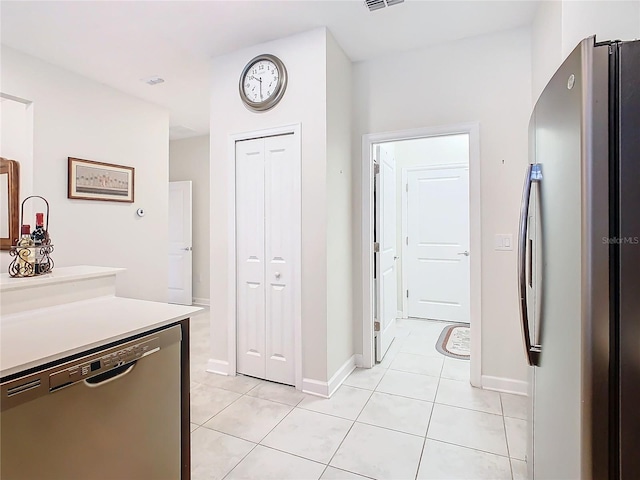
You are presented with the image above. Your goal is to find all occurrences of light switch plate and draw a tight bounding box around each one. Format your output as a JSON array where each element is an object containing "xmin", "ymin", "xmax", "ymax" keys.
[{"xmin": 495, "ymin": 234, "xmax": 513, "ymax": 251}]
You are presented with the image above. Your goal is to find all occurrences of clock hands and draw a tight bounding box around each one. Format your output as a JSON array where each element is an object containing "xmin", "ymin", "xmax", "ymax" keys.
[{"xmin": 249, "ymin": 75, "xmax": 263, "ymax": 100}]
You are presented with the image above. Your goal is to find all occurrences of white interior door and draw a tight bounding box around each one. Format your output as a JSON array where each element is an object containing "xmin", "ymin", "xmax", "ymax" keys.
[
  {"xmin": 236, "ymin": 138, "xmax": 266, "ymax": 380},
  {"xmin": 236, "ymin": 134, "xmax": 297, "ymax": 386},
  {"xmin": 375, "ymin": 144, "xmax": 397, "ymax": 361},
  {"xmin": 168, "ymin": 181, "xmax": 192, "ymax": 305},
  {"xmin": 406, "ymin": 167, "xmax": 470, "ymax": 322},
  {"xmin": 264, "ymin": 134, "xmax": 297, "ymax": 384}
]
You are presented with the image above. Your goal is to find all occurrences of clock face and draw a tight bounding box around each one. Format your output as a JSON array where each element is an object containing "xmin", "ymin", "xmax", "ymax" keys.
[
  {"xmin": 242, "ymin": 59, "xmax": 279, "ymax": 104},
  {"xmin": 239, "ymin": 54, "xmax": 287, "ymax": 111}
]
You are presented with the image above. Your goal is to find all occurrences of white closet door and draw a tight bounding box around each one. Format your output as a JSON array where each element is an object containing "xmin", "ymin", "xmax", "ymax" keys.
[
  {"xmin": 264, "ymin": 134, "xmax": 297, "ymax": 385},
  {"xmin": 236, "ymin": 138, "xmax": 266, "ymax": 380}
]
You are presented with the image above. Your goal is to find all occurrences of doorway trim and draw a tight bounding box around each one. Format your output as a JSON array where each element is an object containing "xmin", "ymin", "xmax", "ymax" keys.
[
  {"xmin": 361, "ymin": 123, "xmax": 482, "ymax": 388},
  {"xmin": 226, "ymin": 123, "xmax": 303, "ymax": 390}
]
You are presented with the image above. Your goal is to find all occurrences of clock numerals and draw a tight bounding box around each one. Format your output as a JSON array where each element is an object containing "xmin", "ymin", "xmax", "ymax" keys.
[{"xmin": 244, "ymin": 60, "xmax": 278, "ymax": 103}]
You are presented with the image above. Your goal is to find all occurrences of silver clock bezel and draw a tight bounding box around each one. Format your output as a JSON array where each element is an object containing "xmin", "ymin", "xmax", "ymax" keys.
[{"xmin": 239, "ymin": 54, "xmax": 288, "ymax": 112}]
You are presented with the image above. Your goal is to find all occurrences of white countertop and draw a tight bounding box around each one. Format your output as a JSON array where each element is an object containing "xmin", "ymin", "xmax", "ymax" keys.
[
  {"xmin": 0, "ymin": 295, "xmax": 202, "ymax": 378},
  {"xmin": 0, "ymin": 265, "xmax": 125, "ymax": 292}
]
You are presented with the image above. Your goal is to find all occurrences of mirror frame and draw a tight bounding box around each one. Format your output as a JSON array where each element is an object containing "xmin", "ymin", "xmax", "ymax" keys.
[{"xmin": 0, "ymin": 157, "xmax": 20, "ymax": 250}]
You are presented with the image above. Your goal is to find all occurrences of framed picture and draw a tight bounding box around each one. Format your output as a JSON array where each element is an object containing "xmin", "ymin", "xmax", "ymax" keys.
[
  {"xmin": 68, "ymin": 157, "xmax": 134, "ymax": 203},
  {"xmin": 0, "ymin": 157, "xmax": 20, "ymax": 250}
]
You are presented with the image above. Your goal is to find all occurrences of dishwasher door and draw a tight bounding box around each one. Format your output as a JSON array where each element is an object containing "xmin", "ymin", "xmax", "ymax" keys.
[{"xmin": 1, "ymin": 324, "xmax": 182, "ymax": 480}]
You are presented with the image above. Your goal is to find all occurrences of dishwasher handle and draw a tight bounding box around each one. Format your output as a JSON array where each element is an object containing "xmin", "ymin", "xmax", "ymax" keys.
[{"xmin": 84, "ymin": 362, "xmax": 136, "ymax": 388}]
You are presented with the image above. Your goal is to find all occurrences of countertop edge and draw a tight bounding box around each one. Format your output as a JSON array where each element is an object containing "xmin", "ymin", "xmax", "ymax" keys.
[
  {"xmin": 0, "ymin": 266, "xmax": 126, "ymax": 292},
  {"xmin": 0, "ymin": 296, "xmax": 202, "ymax": 379}
]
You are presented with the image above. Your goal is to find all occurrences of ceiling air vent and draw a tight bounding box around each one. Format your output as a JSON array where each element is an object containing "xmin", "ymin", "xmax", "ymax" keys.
[{"xmin": 364, "ymin": 0, "xmax": 404, "ymax": 12}]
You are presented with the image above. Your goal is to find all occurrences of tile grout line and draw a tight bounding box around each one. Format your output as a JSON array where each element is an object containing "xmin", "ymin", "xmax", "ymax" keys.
[
  {"xmin": 414, "ymin": 332, "xmax": 447, "ymax": 480},
  {"xmin": 500, "ymin": 394, "xmax": 516, "ymax": 480},
  {"xmin": 351, "ymin": 418, "xmax": 429, "ymax": 440},
  {"xmin": 214, "ymin": 391, "xmax": 298, "ymax": 480},
  {"xmin": 199, "ymin": 375, "xmax": 305, "ymax": 426},
  {"xmin": 258, "ymin": 443, "xmax": 329, "ymax": 468},
  {"xmin": 194, "ymin": 389, "xmax": 245, "ymax": 427},
  {"xmin": 428, "ymin": 400, "xmax": 504, "ymax": 418},
  {"xmin": 321, "ymin": 386, "xmax": 375, "ymax": 477},
  {"xmin": 324, "ymin": 419, "xmax": 357, "ymax": 473},
  {"xmin": 424, "ymin": 437, "xmax": 516, "ymax": 461},
  {"xmin": 220, "ymin": 442, "xmax": 260, "ymax": 480},
  {"xmin": 322, "ymin": 465, "xmax": 378, "ymax": 480}
]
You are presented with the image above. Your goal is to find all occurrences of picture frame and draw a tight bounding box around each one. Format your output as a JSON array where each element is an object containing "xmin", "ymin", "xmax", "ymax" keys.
[
  {"xmin": 68, "ymin": 157, "xmax": 134, "ymax": 203},
  {"xmin": 0, "ymin": 157, "xmax": 20, "ymax": 250}
]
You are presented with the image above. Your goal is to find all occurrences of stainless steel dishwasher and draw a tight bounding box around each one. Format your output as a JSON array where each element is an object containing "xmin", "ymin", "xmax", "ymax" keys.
[{"xmin": 1, "ymin": 324, "xmax": 182, "ymax": 480}]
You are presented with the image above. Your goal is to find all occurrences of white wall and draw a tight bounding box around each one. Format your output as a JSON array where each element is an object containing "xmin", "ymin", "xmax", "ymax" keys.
[
  {"xmin": 532, "ymin": 0, "xmax": 640, "ymax": 104},
  {"xmin": 169, "ymin": 135, "xmax": 210, "ymax": 304},
  {"xmin": 0, "ymin": 96, "xmax": 34, "ymax": 271},
  {"xmin": 532, "ymin": 0, "xmax": 563, "ymax": 103},
  {"xmin": 326, "ymin": 31, "xmax": 354, "ymax": 378},
  {"xmin": 1, "ymin": 46, "xmax": 170, "ymax": 301},
  {"xmin": 352, "ymin": 27, "xmax": 532, "ymax": 385},
  {"xmin": 391, "ymin": 134, "xmax": 469, "ymax": 312},
  {"xmin": 210, "ymin": 28, "xmax": 330, "ymax": 383},
  {"xmin": 561, "ymin": 0, "xmax": 640, "ymax": 58}
]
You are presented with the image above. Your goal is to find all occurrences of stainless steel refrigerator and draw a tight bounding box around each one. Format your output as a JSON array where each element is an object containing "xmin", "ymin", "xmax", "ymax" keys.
[{"xmin": 519, "ymin": 36, "xmax": 639, "ymax": 480}]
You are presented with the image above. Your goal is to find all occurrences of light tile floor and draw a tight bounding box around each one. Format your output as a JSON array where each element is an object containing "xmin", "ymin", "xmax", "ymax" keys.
[{"xmin": 189, "ymin": 311, "xmax": 528, "ymax": 480}]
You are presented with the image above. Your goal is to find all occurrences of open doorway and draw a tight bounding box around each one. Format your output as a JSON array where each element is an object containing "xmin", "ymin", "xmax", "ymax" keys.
[{"xmin": 362, "ymin": 124, "xmax": 482, "ymax": 388}]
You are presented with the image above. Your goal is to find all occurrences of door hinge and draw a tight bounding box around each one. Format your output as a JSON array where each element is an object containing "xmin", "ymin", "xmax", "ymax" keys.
[
  {"xmin": 405, "ymin": 183, "xmax": 408, "ymax": 192},
  {"xmin": 374, "ymin": 242, "xmax": 380, "ymax": 253},
  {"xmin": 406, "ymin": 237, "xmax": 408, "ymax": 246},
  {"xmin": 374, "ymin": 321, "xmax": 380, "ymax": 332},
  {"xmin": 374, "ymin": 163, "xmax": 380, "ymax": 175},
  {"xmin": 406, "ymin": 290, "xmax": 409, "ymax": 298}
]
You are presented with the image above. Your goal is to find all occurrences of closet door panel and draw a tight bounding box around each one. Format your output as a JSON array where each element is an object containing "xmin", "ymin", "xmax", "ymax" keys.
[
  {"xmin": 236, "ymin": 138, "xmax": 266, "ymax": 379},
  {"xmin": 264, "ymin": 134, "xmax": 298, "ymax": 385}
]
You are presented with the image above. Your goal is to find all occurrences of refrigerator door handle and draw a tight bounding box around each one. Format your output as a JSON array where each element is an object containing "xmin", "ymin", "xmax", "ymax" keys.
[{"xmin": 518, "ymin": 164, "xmax": 542, "ymax": 366}]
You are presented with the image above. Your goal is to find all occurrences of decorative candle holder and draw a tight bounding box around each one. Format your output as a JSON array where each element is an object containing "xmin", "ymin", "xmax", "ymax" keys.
[{"xmin": 8, "ymin": 196, "xmax": 54, "ymax": 278}]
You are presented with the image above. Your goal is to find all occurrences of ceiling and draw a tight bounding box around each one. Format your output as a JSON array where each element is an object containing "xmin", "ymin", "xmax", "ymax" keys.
[{"xmin": 1, "ymin": 1, "xmax": 539, "ymax": 139}]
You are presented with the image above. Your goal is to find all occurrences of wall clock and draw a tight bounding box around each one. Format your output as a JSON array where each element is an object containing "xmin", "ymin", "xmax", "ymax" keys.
[{"xmin": 239, "ymin": 54, "xmax": 288, "ymax": 112}]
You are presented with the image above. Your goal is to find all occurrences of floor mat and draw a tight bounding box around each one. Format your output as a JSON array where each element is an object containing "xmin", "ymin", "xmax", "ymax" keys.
[{"xmin": 436, "ymin": 324, "xmax": 470, "ymax": 359}]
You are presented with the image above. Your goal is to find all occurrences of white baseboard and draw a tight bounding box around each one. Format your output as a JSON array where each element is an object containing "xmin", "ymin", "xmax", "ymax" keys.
[
  {"xmin": 481, "ymin": 375, "xmax": 528, "ymax": 396},
  {"xmin": 354, "ymin": 354, "xmax": 364, "ymax": 368},
  {"xmin": 301, "ymin": 378, "xmax": 330, "ymax": 398},
  {"xmin": 328, "ymin": 355, "xmax": 357, "ymax": 397},
  {"xmin": 193, "ymin": 297, "xmax": 210, "ymax": 306},
  {"xmin": 397, "ymin": 310, "xmax": 403, "ymax": 319},
  {"xmin": 206, "ymin": 358, "xmax": 230, "ymax": 376},
  {"xmin": 302, "ymin": 354, "xmax": 357, "ymax": 398}
]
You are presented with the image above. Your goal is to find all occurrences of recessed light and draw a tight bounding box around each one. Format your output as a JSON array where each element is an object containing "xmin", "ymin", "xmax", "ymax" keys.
[{"xmin": 141, "ymin": 76, "xmax": 165, "ymax": 86}]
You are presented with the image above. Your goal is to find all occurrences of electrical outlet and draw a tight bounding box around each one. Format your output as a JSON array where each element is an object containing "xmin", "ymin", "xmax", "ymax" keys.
[{"xmin": 495, "ymin": 234, "xmax": 513, "ymax": 251}]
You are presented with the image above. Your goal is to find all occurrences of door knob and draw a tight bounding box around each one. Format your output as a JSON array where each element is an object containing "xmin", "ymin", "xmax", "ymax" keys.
[
  {"xmin": 275, "ymin": 272, "xmax": 281, "ymax": 279},
  {"xmin": 182, "ymin": 247, "xmax": 192, "ymax": 251},
  {"xmin": 457, "ymin": 251, "xmax": 470, "ymax": 256},
  {"xmin": 394, "ymin": 256, "xmax": 399, "ymax": 260}
]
